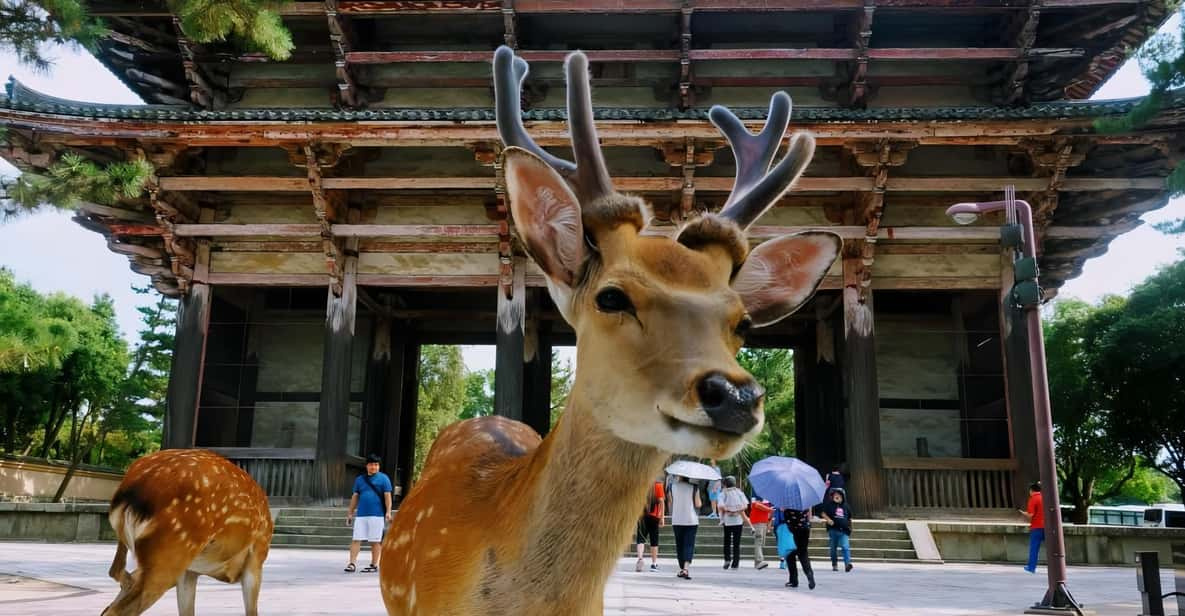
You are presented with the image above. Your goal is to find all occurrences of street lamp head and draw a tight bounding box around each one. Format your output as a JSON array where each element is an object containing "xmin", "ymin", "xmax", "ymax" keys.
[{"xmin": 950, "ymin": 211, "xmax": 979, "ymax": 225}]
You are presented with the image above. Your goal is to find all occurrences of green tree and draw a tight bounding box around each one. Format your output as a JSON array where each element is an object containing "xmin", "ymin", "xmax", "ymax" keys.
[
  {"xmin": 1, "ymin": 0, "xmax": 292, "ymax": 71},
  {"xmin": 1094, "ymin": 11, "xmax": 1185, "ymax": 232},
  {"xmin": 1045, "ymin": 298, "xmax": 1145, "ymax": 523},
  {"xmin": 549, "ymin": 354, "xmax": 573, "ymax": 429},
  {"xmin": 459, "ymin": 369, "xmax": 494, "ymax": 420},
  {"xmin": 726, "ymin": 348, "xmax": 795, "ymax": 489},
  {"xmin": 413, "ymin": 345, "xmax": 466, "ymax": 479},
  {"xmin": 1092, "ymin": 259, "xmax": 1185, "ymax": 504},
  {"xmin": 1, "ymin": 153, "xmax": 154, "ymax": 221},
  {"xmin": 0, "ymin": 0, "xmax": 105, "ymax": 71}
]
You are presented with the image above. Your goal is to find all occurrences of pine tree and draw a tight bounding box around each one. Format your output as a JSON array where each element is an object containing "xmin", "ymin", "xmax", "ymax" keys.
[
  {"xmin": 1, "ymin": 152, "xmax": 154, "ymax": 220},
  {"xmin": 0, "ymin": 0, "xmax": 106, "ymax": 72},
  {"xmin": 1095, "ymin": 9, "xmax": 1185, "ymax": 234}
]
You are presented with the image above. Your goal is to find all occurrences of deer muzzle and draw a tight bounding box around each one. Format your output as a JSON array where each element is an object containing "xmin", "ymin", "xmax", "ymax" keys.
[{"xmin": 695, "ymin": 373, "xmax": 765, "ymax": 435}]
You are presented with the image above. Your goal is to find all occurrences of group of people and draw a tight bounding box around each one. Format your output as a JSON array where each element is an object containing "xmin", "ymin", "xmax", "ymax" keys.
[{"xmin": 635, "ymin": 464, "xmax": 856, "ymax": 588}]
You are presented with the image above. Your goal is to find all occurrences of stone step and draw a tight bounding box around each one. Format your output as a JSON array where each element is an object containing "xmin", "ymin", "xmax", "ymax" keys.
[
  {"xmin": 274, "ymin": 515, "xmax": 352, "ymax": 526},
  {"xmin": 274, "ymin": 508, "xmax": 349, "ymax": 517},
  {"xmin": 274, "ymin": 525, "xmax": 354, "ymax": 537}
]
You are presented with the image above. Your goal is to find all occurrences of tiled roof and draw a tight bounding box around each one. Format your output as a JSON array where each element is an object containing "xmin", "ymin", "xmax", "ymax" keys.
[{"xmin": 5, "ymin": 77, "xmax": 1183, "ymax": 124}]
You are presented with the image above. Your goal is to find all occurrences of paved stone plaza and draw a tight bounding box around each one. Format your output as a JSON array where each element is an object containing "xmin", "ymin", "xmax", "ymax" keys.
[{"xmin": 0, "ymin": 542, "xmax": 1173, "ymax": 615}]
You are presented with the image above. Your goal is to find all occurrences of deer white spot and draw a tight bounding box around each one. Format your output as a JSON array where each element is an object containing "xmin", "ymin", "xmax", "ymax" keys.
[
  {"xmin": 408, "ymin": 584, "xmax": 417, "ymax": 611},
  {"xmin": 439, "ymin": 528, "xmax": 448, "ymax": 536},
  {"xmin": 426, "ymin": 547, "xmax": 441, "ymax": 558},
  {"xmin": 185, "ymin": 495, "xmax": 193, "ymax": 502},
  {"xmin": 425, "ymin": 506, "xmax": 434, "ymax": 517},
  {"xmin": 389, "ymin": 584, "xmax": 406, "ymax": 598},
  {"xmin": 416, "ymin": 511, "xmax": 424, "ymax": 523},
  {"xmin": 202, "ymin": 477, "xmax": 210, "ymax": 487}
]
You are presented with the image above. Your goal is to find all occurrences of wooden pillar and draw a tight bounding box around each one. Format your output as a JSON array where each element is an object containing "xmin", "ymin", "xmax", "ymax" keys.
[
  {"xmin": 794, "ymin": 337, "xmax": 816, "ymax": 467},
  {"xmin": 315, "ymin": 254, "xmax": 357, "ymax": 502},
  {"xmin": 362, "ymin": 316, "xmax": 393, "ymax": 460},
  {"xmin": 522, "ymin": 308, "xmax": 553, "ymax": 437},
  {"xmin": 842, "ymin": 258, "xmax": 885, "ymax": 515},
  {"xmin": 1001, "ymin": 249, "xmax": 1040, "ymax": 507},
  {"xmin": 395, "ymin": 336, "xmax": 420, "ymax": 497},
  {"xmin": 495, "ymin": 257, "xmax": 526, "ymax": 421},
  {"xmin": 164, "ymin": 282, "xmax": 211, "ymax": 450}
]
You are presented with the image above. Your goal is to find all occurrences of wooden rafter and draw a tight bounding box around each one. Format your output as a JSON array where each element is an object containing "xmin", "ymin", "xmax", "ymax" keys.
[
  {"xmin": 171, "ymin": 17, "xmax": 224, "ymax": 108},
  {"xmin": 326, "ymin": 0, "xmax": 363, "ymax": 108},
  {"xmin": 661, "ymin": 138, "xmax": 715, "ymax": 220},
  {"xmin": 846, "ymin": 139, "xmax": 914, "ymax": 301}
]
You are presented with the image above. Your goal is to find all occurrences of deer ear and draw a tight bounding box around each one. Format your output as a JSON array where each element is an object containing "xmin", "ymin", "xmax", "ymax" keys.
[
  {"xmin": 732, "ymin": 231, "xmax": 841, "ymax": 327},
  {"xmin": 504, "ymin": 147, "xmax": 587, "ymax": 308}
]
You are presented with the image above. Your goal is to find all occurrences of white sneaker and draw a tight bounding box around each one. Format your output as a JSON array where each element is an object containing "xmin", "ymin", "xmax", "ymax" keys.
[{"xmin": 635, "ymin": 558, "xmax": 644, "ymax": 572}]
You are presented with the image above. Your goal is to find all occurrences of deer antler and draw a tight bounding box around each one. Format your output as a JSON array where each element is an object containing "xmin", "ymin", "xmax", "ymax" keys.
[
  {"xmin": 493, "ymin": 45, "xmax": 614, "ymax": 203},
  {"xmin": 711, "ymin": 92, "xmax": 815, "ymax": 229}
]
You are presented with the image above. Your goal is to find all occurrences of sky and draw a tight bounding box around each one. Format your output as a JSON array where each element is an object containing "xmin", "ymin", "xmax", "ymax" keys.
[{"xmin": 2, "ymin": 26, "xmax": 1184, "ymax": 372}]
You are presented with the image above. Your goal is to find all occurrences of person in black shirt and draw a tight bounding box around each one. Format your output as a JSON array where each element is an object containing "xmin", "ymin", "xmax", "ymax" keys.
[
  {"xmin": 824, "ymin": 464, "xmax": 846, "ymax": 496},
  {"xmin": 819, "ymin": 489, "xmax": 853, "ymax": 572},
  {"xmin": 783, "ymin": 508, "xmax": 816, "ymax": 589}
]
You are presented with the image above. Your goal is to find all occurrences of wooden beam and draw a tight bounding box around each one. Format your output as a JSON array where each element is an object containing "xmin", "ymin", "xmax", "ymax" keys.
[
  {"xmin": 156, "ymin": 175, "xmax": 1167, "ymax": 193},
  {"xmin": 344, "ymin": 46, "xmax": 1084, "ymax": 64},
  {"xmin": 847, "ymin": 0, "xmax": 875, "ymax": 108}
]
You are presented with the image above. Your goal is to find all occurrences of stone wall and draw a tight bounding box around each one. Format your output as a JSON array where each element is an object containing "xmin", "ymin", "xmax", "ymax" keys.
[
  {"xmin": 0, "ymin": 458, "xmax": 123, "ymax": 502},
  {"xmin": 0, "ymin": 502, "xmax": 115, "ymax": 542},
  {"xmin": 930, "ymin": 522, "xmax": 1185, "ymax": 566}
]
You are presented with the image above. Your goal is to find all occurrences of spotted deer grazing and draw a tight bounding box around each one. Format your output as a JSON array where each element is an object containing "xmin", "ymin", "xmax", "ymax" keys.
[
  {"xmin": 378, "ymin": 46, "xmax": 840, "ymax": 616},
  {"xmin": 102, "ymin": 449, "xmax": 273, "ymax": 616}
]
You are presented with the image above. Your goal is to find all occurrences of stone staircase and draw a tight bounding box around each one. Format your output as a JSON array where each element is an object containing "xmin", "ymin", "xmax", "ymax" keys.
[
  {"xmin": 271, "ymin": 507, "xmax": 354, "ymax": 549},
  {"xmin": 623, "ymin": 518, "xmax": 919, "ymax": 563},
  {"xmin": 271, "ymin": 508, "xmax": 920, "ymax": 563}
]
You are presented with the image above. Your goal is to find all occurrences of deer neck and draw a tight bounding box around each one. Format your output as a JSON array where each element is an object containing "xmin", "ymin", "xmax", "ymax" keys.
[{"xmin": 508, "ymin": 380, "xmax": 667, "ymax": 607}]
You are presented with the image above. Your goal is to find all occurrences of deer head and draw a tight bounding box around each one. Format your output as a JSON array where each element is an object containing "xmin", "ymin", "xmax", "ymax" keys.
[{"xmin": 495, "ymin": 46, "xmax": 840, "ymax": 460}]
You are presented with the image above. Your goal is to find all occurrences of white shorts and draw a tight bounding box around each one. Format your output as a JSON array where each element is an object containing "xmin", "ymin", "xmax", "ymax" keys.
[{"xmin": 352, "ymin": 516, "xmax": 385, "ymax": 543}]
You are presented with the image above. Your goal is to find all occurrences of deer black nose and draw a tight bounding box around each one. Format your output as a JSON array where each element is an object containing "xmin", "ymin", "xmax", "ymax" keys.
[{"xmin": 696, "ymin": 373, "xmax": 764, "ymax": 435}]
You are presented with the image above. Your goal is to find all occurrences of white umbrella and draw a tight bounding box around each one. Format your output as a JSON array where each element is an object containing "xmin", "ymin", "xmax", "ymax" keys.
[{"xmin": 665, "ymin": 460, "xmax": 721, "ymax": 481}]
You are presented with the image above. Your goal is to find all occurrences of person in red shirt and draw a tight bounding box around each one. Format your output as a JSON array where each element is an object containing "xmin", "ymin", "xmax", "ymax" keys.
[
  {"xmin": 748, "ymin": 498, "xmax": 774, "ymax": 570},
  {"xmin": 635, "ymin": 477, "xmax": 666, "ymax": 572},
  {"xmin": 1020, "ymin": 482, "xmax": 1044, "ymax": 573}
]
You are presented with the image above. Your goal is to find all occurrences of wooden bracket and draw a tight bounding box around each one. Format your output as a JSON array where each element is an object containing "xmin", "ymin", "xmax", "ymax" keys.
[
  {"xmin": 502, "ymin": 0, "xmax": 517, "ymax": 49},
  {"xmin": 171, "ymin": 17, "xmax": 225, "ymax": 109},
  {"xmin": 997, "ymin": 4, "xmax": 1042, "ymax": 105},
  {"xmin": 847, "ymin": 1, "xmax": 876, "ymax": 108},
  {"xmin": 678, "ymin": 1, "xmax": 694, "ymax": 109},
  {"xmin": 326, "ymin": 0, "xmax": 365, "ymax": 108}
]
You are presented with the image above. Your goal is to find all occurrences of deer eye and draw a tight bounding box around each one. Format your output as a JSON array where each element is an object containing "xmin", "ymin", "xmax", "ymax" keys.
[
  {"xmin": 736, "ymin": 316, "xmax": 754, "ymax": 339},
  {"xmin": 595, "ymin": 287, "xmax": 634, "ymax": 314}
]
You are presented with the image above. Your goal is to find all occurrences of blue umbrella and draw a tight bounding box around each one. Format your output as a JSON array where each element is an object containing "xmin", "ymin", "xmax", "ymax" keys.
[{"xmin": 749, "ymin": 456, "xmax": 827, "ymax": 511}]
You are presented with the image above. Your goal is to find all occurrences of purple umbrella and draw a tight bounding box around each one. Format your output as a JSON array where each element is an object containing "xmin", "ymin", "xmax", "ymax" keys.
[{"xmin": 749, "ymin": 456, "xmax": 827, "ymax": 511}]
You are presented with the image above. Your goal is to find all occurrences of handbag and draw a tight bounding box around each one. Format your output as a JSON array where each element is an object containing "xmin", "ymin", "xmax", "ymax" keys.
[{"xmin": 775, "ymin": 522, "xmax": 796, "ymax": 559}]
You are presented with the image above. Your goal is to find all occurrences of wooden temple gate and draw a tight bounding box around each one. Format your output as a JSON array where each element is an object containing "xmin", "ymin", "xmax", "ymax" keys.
[{"xmin": 2, "ymin": 0, "xmax": 1182, "ymax": 513}]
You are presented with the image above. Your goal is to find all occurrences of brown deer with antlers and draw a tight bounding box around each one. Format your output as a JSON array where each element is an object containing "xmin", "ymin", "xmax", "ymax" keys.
[
  {"xmin": 102, "ymin": 449, "xmax": 273, "ymax": 616},
  {"xmin": 378, "ymin": 46, "xmax": 840, "ymax": 616}
]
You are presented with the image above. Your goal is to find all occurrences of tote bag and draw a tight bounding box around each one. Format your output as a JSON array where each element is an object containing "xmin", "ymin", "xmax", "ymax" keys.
[{"xmin": 775, "ymin": 522, "xmax": 796, "ymax": 559}]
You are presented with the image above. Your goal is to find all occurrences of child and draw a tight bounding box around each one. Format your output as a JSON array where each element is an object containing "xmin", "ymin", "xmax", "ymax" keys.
[{"xmin": 819, "ymin": 489, "xmax": 853, "ymax": 572}]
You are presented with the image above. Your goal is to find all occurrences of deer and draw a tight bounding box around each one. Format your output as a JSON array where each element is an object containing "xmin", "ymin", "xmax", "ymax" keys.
[
  {"xmin": 102, "ymin": 448, "xmax": 274, "ymax": 616},
  {"xmin": 377, "ymin": 45, "xmax": 841, "ymax": 616}
]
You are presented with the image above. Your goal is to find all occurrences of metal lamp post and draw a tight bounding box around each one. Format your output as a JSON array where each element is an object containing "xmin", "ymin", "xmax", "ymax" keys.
[{"xmin": 945, "ymin": 195, "xmax": 1083, "ymax": 614}]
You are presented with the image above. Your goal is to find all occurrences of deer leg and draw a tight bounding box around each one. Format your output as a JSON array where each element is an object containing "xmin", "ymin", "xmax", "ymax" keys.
[
  {"xmin": 175, "ymin": 570, "xmax": 199, "ymax": 616},
  {"xmin": 107, "ymin": 542, "xmax": 131, "ymax": 590},
  {"xmin": 240, "ymin": 548, "xmax": 263, "ymax": 616},
  {"xmin": 101, "ymin": 564, "xmax": 184, "ymax": 616}
]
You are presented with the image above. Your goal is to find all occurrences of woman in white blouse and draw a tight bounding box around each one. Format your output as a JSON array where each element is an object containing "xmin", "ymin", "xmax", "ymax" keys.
[
  {"xmin": 669, "ymin": 475, "xmax": 702, "ymax": 579},
  {"xmin": 717, "ymin": 476, "xmax": 752, "ymax": 569}
]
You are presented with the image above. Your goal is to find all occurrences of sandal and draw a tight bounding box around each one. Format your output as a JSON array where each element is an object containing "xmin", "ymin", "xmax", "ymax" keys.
[
  {"xmin": 362, "ymin": 564, "xmax": 379, "ymax": 573},
  {"xmin": 344, "ymin": 563, "xmax": 356, "ymax": 573}
]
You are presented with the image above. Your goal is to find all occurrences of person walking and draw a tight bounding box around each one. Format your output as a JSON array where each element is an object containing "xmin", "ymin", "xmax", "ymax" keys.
[
  {"xmin": 783, "ymin": 508, "xmax": 816, "ymax": 589},
  {"xmin": 345, "ymin": 454, "xmax": 393, "ymax": 573},
  {"xmin": 707, "ymin": 459, "xmax": 722, "ymax": 518},
  {"xmin": 824, "ymin": 463, "xmax": 846, "ymax": 496},
  {"xmin": 1020, "ymin": 482, "xmax": 1045, "ymax": 574},
  {"xmin": 670, "ymin": 475, "xmax": 701, "ymax": 580},
  {"xmin": 819, "ymin": 489, "xmax": 853, "ymax": 572},
  {"xmin": 718, "ymin": 476, "xmax": 750, "ymax": 570},
  {"xmin": 749, "ymin": 497, "xmax": 773, "ymax": 570},
  {"xmin": 635, "ymin": 476, "xmax": 666, "ymax": 572}
]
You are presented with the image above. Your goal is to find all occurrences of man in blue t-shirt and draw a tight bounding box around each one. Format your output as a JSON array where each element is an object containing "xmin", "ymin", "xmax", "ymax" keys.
[{"xmin": 345, "ymin": 453, "xmax": 393, "ymax": 573}]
